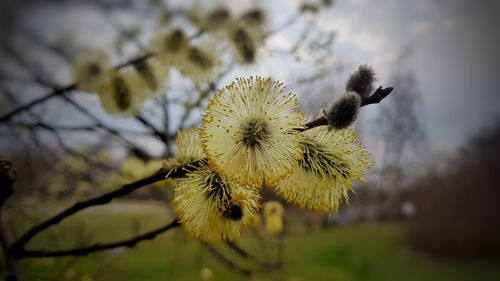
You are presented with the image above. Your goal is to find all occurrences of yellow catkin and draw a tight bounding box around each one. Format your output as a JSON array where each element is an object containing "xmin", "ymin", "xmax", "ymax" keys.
[
  {"xmin": 164, "ymin": 127, "xmax": 205, "ymax": 172},
  {"xmin": 71, "ymin": 49, "xmax": 111, "ymax": 93},
  {"xmin": 151, "ymin": 29, "xmax": 190, "ymax": 68},
  {"xmin": 228, "ymin": 26, "xmax": 259, "ymax": 64},
  {"xmin": 173, "ymin": 166, "xmax": 260, "ymax": 242},
  {"xmin": 132, "ymin": 57, "xmax": 168, "ymax": 92},
  {"xmin": 97, "ymin": 70, "xmax": 150, "ymax": 116},
  {"xmin": 263, "ymin": 201, "xmax": 284, "ymax": 235},
  {"xmin": 200, "ymin": 76, "xmax": 305, "ymax": 187},
  {"xmin": 274, "ymin": 127, "xmax": 373, "ymax": 212},
  {"xmin": 178, "ymin": 45, "xmax": 222, "ymax": 86}
]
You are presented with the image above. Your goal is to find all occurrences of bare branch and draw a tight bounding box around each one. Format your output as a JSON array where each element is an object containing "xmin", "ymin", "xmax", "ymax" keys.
[
  {"xmin": 9, "ymin": 161, "xmax": 203, "ymax": 257},
  {"xmin": 204, "ymin": 243, "xmax": 252, "ymax": 277},
  {"xmin": 161, "ymin": 95, "xmax": 172, "ymax": 157},
  {"xmin": 361, "ymin": 86, "xmax": 394, "ymax": 106},
  {"xmin": 0, "ymin": 159, "xmax": 20, "ymax": 280},
  {"xmin": 38, "ymin": 123, "xmax": 118, "ymax": 171},
  {"xmin": 0, "ymin": 9, "xmax": 301, "ymax": 124},
  {"xmin": 0, "ymin": 159, "xmax": 15, "ymax": 207},
  {"xmin": 0, "ymin": 85, "xmax": 75, "ymax": 122},
  {"xmin": 225, "ymin": 241, "xmax": 264, "ymax": 266},
  {"xmin": 61, "ymin": 95, "xmax": 152, "ymax": 160},
  {"xmin": 0, "ymin": 52, "xmax": 154, "ymax": 123},
  {"xmin": 136, "ymin": 115, "xmax": 168, "ymax": 143},
  {"xmin": 14, "ymin": 219, "xmax": 180, "ymax": 259}
]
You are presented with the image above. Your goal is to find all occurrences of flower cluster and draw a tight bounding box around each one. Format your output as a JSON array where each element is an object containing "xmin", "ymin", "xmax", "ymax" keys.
[
  {"xmin": 72, "ymin": 50, "xmax": 168, "ymax": 116},
  {"xmin": 70, "ymin": 6, "xmax": 270, "ymax": 116},
  {"xmin": 169, "ymin": 72, "xmax": 375, "ymax": 242},
  {"xmin": 68, "ymin": 1, "xmax": 382, "ymax": 244}
]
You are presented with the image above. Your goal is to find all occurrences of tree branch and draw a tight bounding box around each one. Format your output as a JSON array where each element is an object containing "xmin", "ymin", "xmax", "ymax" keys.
[
  {"xmin": 0, "ymin": 9, "xmax": 302, "ymax": 125},
  {"xmin": 0, "ymin": 158, "xmax": 20, "ymax": 281},
  {"xmin": 0, "ymin": 52, "xmax": 154, "ymax": 123},
  {"xmin": 361, "ymin": 86, "xmax": 394, "ymax": 106},
  {"xmin": 161, "ymin": 95, "xmax": 172, "ymax": 157},
  {"xmin": 9, "ymin": 161, "xmax": 202, "ymax": 258},
  {"xmin": 14, "ymin": 219, "xmax": 180, "ymax": 259},
  {"xmin": 204, "ymin": 243, "xmax": 252, "ymax": 277},
  {"xmin": 0, "ymin": 85, "xmax": 75, "ymax": 122},
  {"xmin": 136, "ymin": 115, "xmax": 167, "ymax": 144},
  {"xmin": 0, "ymin": 159, "xmax": 15, "ymax": 207},
  {"xmin": 226, "ymin": 241, "xmax": 264, "ymax": 266},
  {"xmin": 61, "ymin": 94, "xmax": 152, "ymax": 160}
]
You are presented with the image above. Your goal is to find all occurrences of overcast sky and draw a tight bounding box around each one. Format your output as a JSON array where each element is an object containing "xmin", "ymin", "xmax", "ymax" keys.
[
  {"xmin": 3, "ymin": 0, "xmax": 500, "ymax": 162},
  {"xmin": 319, "ymin": 0, "xmax": 500, "ymax": 153}
]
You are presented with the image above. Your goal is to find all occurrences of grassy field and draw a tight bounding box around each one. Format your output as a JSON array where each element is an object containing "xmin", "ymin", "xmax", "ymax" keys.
[{"xmin": 3, "ymin": 200, "xmax": 500, "ymax": 281}]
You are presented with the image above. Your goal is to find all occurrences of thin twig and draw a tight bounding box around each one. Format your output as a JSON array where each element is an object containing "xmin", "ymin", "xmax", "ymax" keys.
[
  {"xmin": 0, "ymin": 51, "xmax": 154, "ymax": 123},
  {"xmin": 61, "ymin": 95, "xmax": 151, "ymax": 160},
  {"xmin": 161, "ymin": 95, "xmax": 172, "ymax": 157},
  {"xmin": 15, "ymin": 219, "xmax": 180, "ymax": 259},
  {"xmin": 0, "ymin": 159, "xmax": 19, "ymax": 281},
  {"xmin": 136, "ymin": 115, "xmax": 167, "ymax": 143},
  {"xmin": 226, "ymin": 241, "xmax": 264, "ymax": 266},
  {"xmin": 9, "ymin": 161, "xmax": 202, "ymax": 257},
  {"xmin": 0, "ymin": 85, "xmax": 75, "ymax": 122},
  {"xmin": 204, "ymin": 243, "xmax": 252, "ymax": 277},
  {"xmin": 361, "ymin": 86, "xmax": 394, "ymax": 106},
  {"xmin": 38, "ymin": 123, "xmax": 117, "ymax": 171}
]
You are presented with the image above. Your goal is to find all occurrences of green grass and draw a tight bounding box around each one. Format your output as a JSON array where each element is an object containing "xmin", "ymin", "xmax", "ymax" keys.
[
  {"xmin": 3, "ymin": 200, "xmax": 500, "ymax": 281},
  {"xmin": 280, "ymin": 224, "xmax": 500, "ymax": 281}
]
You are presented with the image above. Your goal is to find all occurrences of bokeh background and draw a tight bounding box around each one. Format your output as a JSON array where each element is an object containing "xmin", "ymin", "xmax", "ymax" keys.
[{"xmin": 1, "ymin": 0, "xmax": 500, "ymax": 280}]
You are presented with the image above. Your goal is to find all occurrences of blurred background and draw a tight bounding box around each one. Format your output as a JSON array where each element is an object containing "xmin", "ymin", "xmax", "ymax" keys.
[{"xmin": 1, "ymin": 0, "xmax": 500, "ymax": 280}]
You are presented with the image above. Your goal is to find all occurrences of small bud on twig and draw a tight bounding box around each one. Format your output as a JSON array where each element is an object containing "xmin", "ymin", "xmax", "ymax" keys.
[
  {"xmin": 325, "ymin": 91, "xmax": 361, "ymax": 129},
  {"xmin": 346, "ymin": 64, "xmax": 376, "ymax": 98}
]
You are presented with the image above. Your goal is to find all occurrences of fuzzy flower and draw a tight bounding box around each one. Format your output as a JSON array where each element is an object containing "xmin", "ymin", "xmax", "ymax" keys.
[
  {"xmin": 97, "ymin": 69, "xmax": 150, "ymax": 116},
  {"xmin": 200, "ymin": 77, "xmax": 305, "ymax": 187},
  {"xmin": 132, "ymin": 57, "xmax": 168, "ymax": 92},
  {"xmin": 346, "ymin": 64, "xmax": 376, "ymax": 98},
  {"xmin": 204, "ymin": 7, "xmax": 232, "ymax": 31},
  {"xmin": 174, "ymin": 166, "xmax": 260, "ymax": 242},
  {"xmin": 71, "ymin": 49, "xmax": 111, "ymax": 93},
  {"xmin": 263, "ymin": 201, "xmax": 284, "ymax": 235},
  {"xmin": 164, "ymin": 127, "xmax": 205, "ymax": 172},
  {"xmin": 240, "ymin": 8, "xmax": 267, "ymax": 27},
  {"xmin": 325, "ymin": 91, "xmax": 361, "ymax": 130},
  {"xmin": 228, "ymin": 25, "xmax": 260, "ymax": 64},
  {"xmin": 151, "ymin": 29, "xmax": 190, "ymax": 67},
  {"xmin": 274, "ymin": 127, "xmax": 373, "ymax": 212},
  {"xmin": 189, "ymin": 7, "xmax": 233, "ymax": 34},
  {"xmin": 178, "ymin": 44, "xmax": 222, "ymax": 86}
]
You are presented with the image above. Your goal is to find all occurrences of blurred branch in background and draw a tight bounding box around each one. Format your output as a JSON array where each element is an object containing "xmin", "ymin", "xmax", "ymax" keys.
[{"xmin": 369, "ymin": 47, "xmax": 428, "ymax": 221}]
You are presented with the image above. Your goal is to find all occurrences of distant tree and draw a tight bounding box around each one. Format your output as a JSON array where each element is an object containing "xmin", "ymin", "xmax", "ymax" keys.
[
  {"xmin": 407, "ymin": 121, "xmax": 500, "ymax": 258},
  {"xmin": 375, "ymin": 47, "xmax": 427, "ymax": 189}
]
